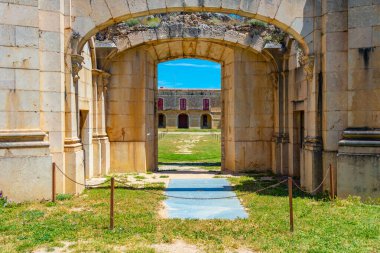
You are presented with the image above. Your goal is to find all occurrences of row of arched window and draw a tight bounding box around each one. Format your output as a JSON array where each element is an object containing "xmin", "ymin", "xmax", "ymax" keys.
[
  {"xmin": 157, "ymin": 98, "xmax": 210, "ymax": 111},
  {"xmin": 158, "ymin": 113, "xmax": 212, "ymax": 129}
]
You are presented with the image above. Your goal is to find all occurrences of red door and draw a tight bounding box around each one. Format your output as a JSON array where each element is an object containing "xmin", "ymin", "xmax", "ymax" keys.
[{"xmin": 178, "ymin": 114, "xmax": 189, "ymax": 128}]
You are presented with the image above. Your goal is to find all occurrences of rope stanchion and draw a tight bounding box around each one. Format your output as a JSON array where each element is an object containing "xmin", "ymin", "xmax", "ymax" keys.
[
  {"xmin": 52, "ymin": 163, "xmax": 56, "ymax": 203},
  {"xmin": 110, "ymin": 177, "xmax": 115, "ymax": 230},
  {"xmin": 329, "ymin": 164, "xmax": 335, "ymax": 200},
  {"xmin": 288, "ymin": 177, "xmax": 294, "ymax": 232}
]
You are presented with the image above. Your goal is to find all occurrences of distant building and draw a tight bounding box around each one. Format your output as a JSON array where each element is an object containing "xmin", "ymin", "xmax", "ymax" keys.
[{"xmin": 157, "ymin": 89, "xmax": 221, "ymax": 129}]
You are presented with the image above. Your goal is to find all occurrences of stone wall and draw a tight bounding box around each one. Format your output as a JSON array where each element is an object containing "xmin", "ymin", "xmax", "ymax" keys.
[{"xmin": 107, "ymin": 47, "xmax": 155, "ymax": 172}]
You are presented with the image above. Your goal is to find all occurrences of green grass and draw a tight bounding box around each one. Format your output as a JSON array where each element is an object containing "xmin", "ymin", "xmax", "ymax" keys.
[
  {"xmin": 0, "ymin": 177, "xmax": 379, "ymax": 252},
  {"xmin": 158, "ymin": 133, "xmax": 221, "ymax": 164}
]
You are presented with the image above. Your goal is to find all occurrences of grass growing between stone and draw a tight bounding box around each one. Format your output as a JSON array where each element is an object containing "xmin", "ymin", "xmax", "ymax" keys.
[{"xmin": 0, "ymin": 175, "xmax": 379, "ymax": 253}]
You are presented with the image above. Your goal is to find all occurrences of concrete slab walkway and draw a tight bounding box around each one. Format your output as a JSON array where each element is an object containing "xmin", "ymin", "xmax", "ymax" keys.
[{"xmin": 165, "ymin": 178, "xmax": 248, "ymax": 220}]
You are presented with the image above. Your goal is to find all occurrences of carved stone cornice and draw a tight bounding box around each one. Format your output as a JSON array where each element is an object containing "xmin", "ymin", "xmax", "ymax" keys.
[
  {"xmin": 304, "ymin": 135, "xmax": 322, "ymax": 151},
  {"xmin": 301, "ymin": 55, "xmax": 315, "ymax": 82},
  {"xmin": 272, "ymin": 133, "xmax": 282, "ymax": 143},
  {"xmin": 64, "ymin": 137, "xmax": 82, "ymax": 152},
  {"xmin": 281, "ymin": 133, "xmax": 289, "ymax": 143},
  {"xmin": 102, "ymin": 72, "xmax": 111, "ymax": 94},
  {"xmin": 91, "ymin": 69, "xmax": 103, "ymax": 77},
  {"xmin": 71, "ymin": 54, "xmax": 84, "ymax": 83}
]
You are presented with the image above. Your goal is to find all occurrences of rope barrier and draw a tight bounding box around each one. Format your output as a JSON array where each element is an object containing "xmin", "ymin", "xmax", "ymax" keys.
[
  {"xmin": 54, "ymin": 164, "xmax": 111, "ymax": 188},
  {"xmin": 114, "ymin": 178, "xmax": 287, "ymax": 200},
  {"xmin": 292, "ymin": 166, "xmax": 331, "ymax": 194},
  {"xmin": 54, "ymin": 161, "xmax": 331, "ymax": 198}
]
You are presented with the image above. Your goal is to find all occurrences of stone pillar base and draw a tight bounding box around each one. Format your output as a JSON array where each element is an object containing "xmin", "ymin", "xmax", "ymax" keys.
[
  {"xmin": 64, "ymin": 138, "xmax": 85, "ymax": 194},
  {"xmin": 271, "ymin": 133, "xmax": 282, "ymax": 174},
  {"xmin": 92, "ymin": 137, "xmax": 102, "ymax": 177},
  {"xmin": 302, "ymin": 136, "xmax": 323, "ymax": 192},
  {"xmin": 0, "ymin": 130, "xmax": 52, "ymax": 202},
  {"xmin": 337, "ymin": 129, "xmax": 380, "ymax": 199},
  {"xmin": 110, "ymin": 141, "xmax": 154, "ymax": 173},
  {"xmin": 99, "ymin": 135, "xmax": 110, "ymax": 175}
]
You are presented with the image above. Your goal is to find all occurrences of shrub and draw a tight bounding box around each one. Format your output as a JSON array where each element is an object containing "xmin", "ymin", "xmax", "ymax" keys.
[
  {"xmin": 123, "ymin": 18, "xmax": 140, "ymax": 27},
  {"xmin": 0, "ymin": 191, "xmax": 7, "ymax": 207},
  {"xmin": 56, "ymin": 194, "xmax": 73, "ymax": 201},
  {"xmin": 248, "ymin": 19, "xmax": 268, "ymax": 28}
]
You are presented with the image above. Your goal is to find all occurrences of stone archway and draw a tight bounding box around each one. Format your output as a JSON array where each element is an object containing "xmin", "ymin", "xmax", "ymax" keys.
[
  {"xmin": 158, "ymin": 113, "xmax": 166, "ymax": 128},
  {"xmin": 201, "ymin": 114, "xmax": 212, "ymax": 129},
  {"xmin": 71, "ymin": 0, "xmax": 314, "ymax": 56},
  {"xmin": 104, "ymin": 37, "xmax": 276, "ymax": 173},
  {"xmin": 178, "ymin": 114, "xmax": 189, "ymax": 129}
]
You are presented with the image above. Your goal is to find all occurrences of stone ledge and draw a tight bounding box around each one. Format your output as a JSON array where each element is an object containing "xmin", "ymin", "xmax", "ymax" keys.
[
  {"xmin": 0, "ymin": 141, "xmax": 49, "ymax": 149},
  {"xmin": 339, "ymin": 128, "xmax": 380, "ymax": 147},
  {"xmin": 0, "ymin": 130, "xmax": 47, "ymax": 143}
]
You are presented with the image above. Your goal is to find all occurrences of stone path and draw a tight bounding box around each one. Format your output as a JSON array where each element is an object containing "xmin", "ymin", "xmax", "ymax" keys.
[{"xmin": 164, "ymin": 178, "xmax": 248, "ymax": 220}]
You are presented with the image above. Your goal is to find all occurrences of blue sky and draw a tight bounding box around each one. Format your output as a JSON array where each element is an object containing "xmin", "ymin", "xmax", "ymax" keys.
[{"xmin": 158, "ymin": 58, "xmax": 221, "ymax": 89}]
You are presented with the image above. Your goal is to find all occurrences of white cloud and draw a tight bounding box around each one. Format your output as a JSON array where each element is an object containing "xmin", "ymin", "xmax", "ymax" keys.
[
  {"xmin": 158, "ymin": 80, "xmax": 184, "ymax": 87},
  {"xmin": 161, "ymin": 62, "xmax": 221, "ymax": 69}
]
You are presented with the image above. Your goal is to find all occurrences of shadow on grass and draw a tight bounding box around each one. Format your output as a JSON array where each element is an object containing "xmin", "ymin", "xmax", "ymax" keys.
[
  {"xmin": 231, "ymin": 173, "xmax": 329, "ymax": 201},
  {"xmin": 158, "ymin": 162, "xmax": 221, "ymax": 167}
]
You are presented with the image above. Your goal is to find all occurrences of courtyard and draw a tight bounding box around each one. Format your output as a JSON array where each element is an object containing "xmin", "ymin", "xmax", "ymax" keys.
[
  {"xmin": 158, "ymin": 130, "xmax": 222, "ymax": 171},
  {"xmin": 0, "ymin": 170, "xmax": 379, "ymax": 252},
  {"xmin": 1, "ymin": 1, "xmax": 380, "ymax": 252}
]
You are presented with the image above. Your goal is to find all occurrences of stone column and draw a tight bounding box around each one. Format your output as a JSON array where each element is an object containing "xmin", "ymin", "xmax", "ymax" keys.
[
  {"xmin": 337, "ymin": 1, "xmax": 380, "ymax": 198},
  {"xmin": 271, "ymin": 72, "xmax": 282, "ymax": 174},
  {"xmin": 91, "ymin": 69, "xmax": 102, "ymax": 177},
  {"xmin": 280, "ymin": 69, "xmax": 290, "ymax": 175},
  {"xmin": 99, "ymin": 72, "xmax": 111, "ymax": 176},
  {"xmin": 302, "ymin": 55, "xmax": 323, "ymax": 192},
  {"xmin": 321, "ymin": 0, "xmax": 348, "ymax": 194},
  {"xmin": 64, "ymin": 54, "xmax": 85, "ymax": 194}
]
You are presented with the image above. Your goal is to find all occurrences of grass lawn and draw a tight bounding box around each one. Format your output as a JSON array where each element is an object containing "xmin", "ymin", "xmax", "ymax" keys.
[
  {"xmin": 0, "ymin": 176, "xmax": 379, "ymax": 253},
  {"xmin": 158, "ymin": 133, "xmax": 221, "ymax": 170}
]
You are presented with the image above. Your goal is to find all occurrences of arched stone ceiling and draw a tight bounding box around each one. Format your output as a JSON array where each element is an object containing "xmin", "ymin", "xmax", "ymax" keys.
[
  {"xmin": 106, "ymin": 24, "xmax": 269, "ymax": 54},
  {"xmin": 72, "ymin": 0, "xmax": 314, "ymax": 55},
  {"xmin": 100, "ymin": 38, "xmax": 279, "ymax": 73}
]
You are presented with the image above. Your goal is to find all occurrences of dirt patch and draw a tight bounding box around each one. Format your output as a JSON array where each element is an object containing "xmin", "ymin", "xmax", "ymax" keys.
[
  {"xmin": 33, "ymin": 241, "xmax": 74, "ymax": 253},
  {"xmin": 174, "ymin": 136, "xmax": 201, "ymax": 154},
  {"xmin": 152, "ymin": 240, "xmax": 201, "ymax": 253}
]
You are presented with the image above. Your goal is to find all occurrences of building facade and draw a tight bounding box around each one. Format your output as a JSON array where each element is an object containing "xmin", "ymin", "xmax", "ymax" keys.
[{"xmin": 157, "ymin": 89, "xmax": 221, "ymax": 129}]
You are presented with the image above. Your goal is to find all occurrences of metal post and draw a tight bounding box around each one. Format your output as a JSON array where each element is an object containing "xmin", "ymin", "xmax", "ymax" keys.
[
  {"xmin": 329, "ymin": 164, "xmax": 334, "ymax": 200},
  {"xmin": 52, "ymin": 163, "xmax": 56, "ymax": 202},
  {"xmin": 110, "ymin": 177, "xmax": 115, "ymax": 230},
  {"xmin": 288, "ymin": 177, "xmax": 294, "ymax": 232}
]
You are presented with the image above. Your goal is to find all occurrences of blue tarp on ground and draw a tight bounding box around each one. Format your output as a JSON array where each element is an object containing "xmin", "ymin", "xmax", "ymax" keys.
[{"xmin": 165, "ymin": 178, "xmax": 248, "ymax": 220}]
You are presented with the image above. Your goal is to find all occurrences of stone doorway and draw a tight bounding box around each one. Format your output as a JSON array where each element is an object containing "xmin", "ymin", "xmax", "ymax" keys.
[
  {"xmin": 178, "ymin": 114, "xmax": 189, "ymax": 129},
  {"xmin": 158, "ymin": 114, "xmax": 166, "ymax": 128},
  {"xmin": 201, "ymin": 114, "xmax": 212, "ymax": 129}
]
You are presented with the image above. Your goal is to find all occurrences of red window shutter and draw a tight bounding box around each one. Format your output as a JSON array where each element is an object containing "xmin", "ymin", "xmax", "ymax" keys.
[
  {"xmin": 158, "ymin": 98, "xmax": 163, "ymax": 110},
  {"xmin": 203, "ymin": 99, "xmax": 210, "ymax": 110},
  {"xmin": 180, "ymin": 98, "xmax": 186, "ymax": 110}
]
